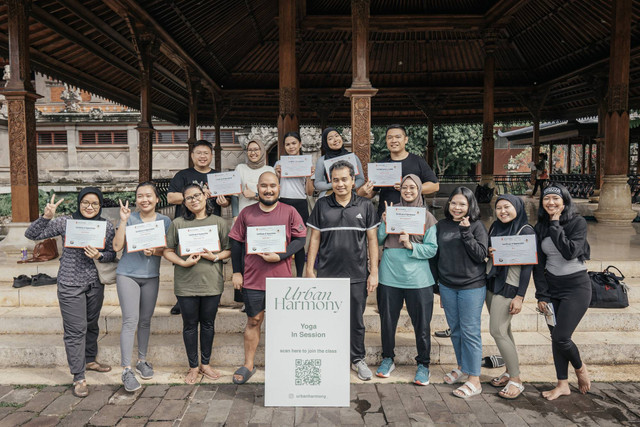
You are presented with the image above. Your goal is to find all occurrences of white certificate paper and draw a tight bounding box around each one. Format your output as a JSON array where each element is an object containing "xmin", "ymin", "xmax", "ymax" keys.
[
  {"xmin": 491, "ymin": 235, "xmax": 538, "ymax": 266},
  {"xmin": 281, "ymin": 155, "xmax": 313, "ymax": 177},
  {"xmin": 178, "ymin": 225, "xmax": 220, "ymax": 256},
  {"xmin": 368, "ymin": 163, "xmax": 402, "ymax": 187},
  {"xmin": 247, "ymin": 225, "xmax": 287, "ymax": 254},
  {"xmin": 64, "ymin": 219, "xmax": 107, "ymax": 249},
  {"xmin": 323, "ymin": 153, "xmax": 360, "ymax": 180},
  {"xmin": 126, "ymin": 220, "xmax": 167, "ymax": 252},
  {"xmin": 385, "ymin": 207, "xmax": 426, "ymax": 235},
  {"xmin": 207, "ymin": 171, "xmax": 242, "ymax": 196}
]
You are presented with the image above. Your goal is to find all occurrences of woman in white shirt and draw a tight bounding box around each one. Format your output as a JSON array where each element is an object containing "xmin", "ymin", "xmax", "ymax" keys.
[{"xmin": 233, "ymin": 139, "xmax": 275, "ymax": 216}]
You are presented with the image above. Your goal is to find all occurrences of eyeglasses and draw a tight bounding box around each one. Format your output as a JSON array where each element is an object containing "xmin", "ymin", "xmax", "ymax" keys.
[
  {"xmin": 184, "ymin": 193, "xmax": 204, "ymax": 203},
  {"xmin": 80, "ymin": 201, "xmax": 100, "ymax": 209}
]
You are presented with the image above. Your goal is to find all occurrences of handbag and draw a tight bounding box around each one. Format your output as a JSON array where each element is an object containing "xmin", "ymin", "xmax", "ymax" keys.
[
  {"xmin": 17, "ymin": 238, "xmax": 59, "ymax": 263},
  {"xmin": 588, "ymin": 265, "xmax": 629, "ymax": 308},
  {"xmin": 93, "ymin": 257, "xmax": 118, "ymax": 285}
]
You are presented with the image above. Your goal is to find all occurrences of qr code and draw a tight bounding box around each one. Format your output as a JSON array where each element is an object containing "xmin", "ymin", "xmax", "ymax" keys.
[{"xmin": 295, "ymin": 359, "xmax": 321, "ymax": 386}]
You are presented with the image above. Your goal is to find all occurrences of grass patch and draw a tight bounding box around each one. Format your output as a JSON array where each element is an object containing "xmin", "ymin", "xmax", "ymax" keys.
[
  {"xmin": 0, "ymin": 401, "xmax": 25, "ymax": 408},
  {"xmin": 13, "ymin": 384, "xmax": 47, "ymax": 390}
]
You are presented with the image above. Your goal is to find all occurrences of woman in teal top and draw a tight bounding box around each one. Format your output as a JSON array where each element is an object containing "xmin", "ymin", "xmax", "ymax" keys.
[{"xmin": 375, "ymin": 174, "xmax": 438, "ymax": 385}]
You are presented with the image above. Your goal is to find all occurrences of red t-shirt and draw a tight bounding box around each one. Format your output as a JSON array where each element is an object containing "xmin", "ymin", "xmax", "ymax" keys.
[{"xmin": 228, "ymin": 202, "xmax": 307, "ymax": 291}]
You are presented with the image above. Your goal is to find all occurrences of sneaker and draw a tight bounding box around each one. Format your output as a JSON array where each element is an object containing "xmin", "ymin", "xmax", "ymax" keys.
[
  {"xmin": 135, "ymin": 360, "xmax": 154, "ymax": 380},
  {"xmin": 170, "ymin": 302, "xmax": 181, "ymax": 315},
  {"xmin": 122, "ymin": 368, "xmax": 141, "ymax": 392},
  {"xmin": 31, "ymin": 273, "xmax": 57, "ymax": 286},
  {"xmin": 12, "ymin": 275, "xmax": 31, "ymax": 288},
  {"xmin": 352, "ymin": 360, "xmax": 372, "ymax": 381},
  {"xmin": 414, "ymin": 364, "xmax": 430, "ymax": 386},
  {"xmin": 434, "ymin": 328, "xmax": 451, "ymax": 338},
  {"xmin": 376, "ymin": 358, "xmax": 395, "ymax": 378}
]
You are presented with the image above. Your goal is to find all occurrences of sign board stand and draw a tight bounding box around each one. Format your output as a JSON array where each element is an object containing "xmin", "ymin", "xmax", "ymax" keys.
[{"xmin": 265, "ymin": 278, "xmax": 350, "ymax": 407}]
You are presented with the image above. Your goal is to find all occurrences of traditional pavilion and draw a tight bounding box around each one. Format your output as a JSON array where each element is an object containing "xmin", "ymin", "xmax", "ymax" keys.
[{"xmin": 1, "ymin": 0, "xmax": 639, "ymax": 233}]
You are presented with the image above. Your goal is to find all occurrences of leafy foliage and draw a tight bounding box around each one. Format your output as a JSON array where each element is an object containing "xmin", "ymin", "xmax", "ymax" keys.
[{"xmin": 0, "ymin": 190, "xmax": 135, "ymax": 217}]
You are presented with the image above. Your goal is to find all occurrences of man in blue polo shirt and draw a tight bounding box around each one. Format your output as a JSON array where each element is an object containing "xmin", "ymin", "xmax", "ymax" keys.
[{"xmin": 305, "ymin": 160, "xmax": 379, "ymax": 381}]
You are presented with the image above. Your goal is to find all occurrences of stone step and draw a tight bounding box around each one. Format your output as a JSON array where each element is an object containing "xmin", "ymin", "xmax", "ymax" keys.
[
  {"xmin": 3, "ymin": 277, "xmax": 640, "ymax": 309},
  {"xmin": 0, "ymin": 330, "xmax": 637, "ymax": 368},
  {"xmin": 0, "ymin": 303, "xmax": 638, "ymax": 336}
]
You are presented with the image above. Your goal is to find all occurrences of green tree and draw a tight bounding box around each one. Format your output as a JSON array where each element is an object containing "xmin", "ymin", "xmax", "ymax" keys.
[
  {"xmin": 371, "ymin": 125, "xmax": 428, "ymax": 162},
  {"xmin": 433, "ymin": 124, "xmax": 482, "ymax": 175}
]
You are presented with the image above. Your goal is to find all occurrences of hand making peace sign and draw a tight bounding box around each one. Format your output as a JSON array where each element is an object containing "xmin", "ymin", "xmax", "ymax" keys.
[
  {"xmin": 119, "ymin": 199, "xmax": 131, "ymax": 223},
  {"xmin": 43, "ymin": 194, "xmax": 64, "ymax": 220}
]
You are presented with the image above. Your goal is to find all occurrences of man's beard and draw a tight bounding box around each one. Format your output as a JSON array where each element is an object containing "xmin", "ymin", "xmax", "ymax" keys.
[{"xmin": 259, "ymin": 195, "xmax": 277, "ymax": 206}]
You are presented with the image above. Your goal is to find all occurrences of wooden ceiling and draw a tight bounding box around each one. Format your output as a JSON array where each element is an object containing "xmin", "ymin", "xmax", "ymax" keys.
[{"xmin": 0, "ymin": 0, "xmax": 638, "ymax": 125}]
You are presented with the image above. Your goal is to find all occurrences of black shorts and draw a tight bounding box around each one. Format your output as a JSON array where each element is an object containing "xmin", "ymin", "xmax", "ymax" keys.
[{"xmin": 242, "ymin": 288, "xmax": 265, "ymax": 318}]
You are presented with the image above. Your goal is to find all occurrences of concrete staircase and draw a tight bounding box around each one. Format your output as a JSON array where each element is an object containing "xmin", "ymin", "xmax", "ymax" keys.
[{"xmin": 0, "ymin": 257, "xmax": 638, "ymax": 368}]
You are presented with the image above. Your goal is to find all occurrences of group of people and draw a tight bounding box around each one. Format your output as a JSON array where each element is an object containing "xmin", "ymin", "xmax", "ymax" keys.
[{"xmin": 25, "ymin": 125, "xmax": 591, "ymax": 403}]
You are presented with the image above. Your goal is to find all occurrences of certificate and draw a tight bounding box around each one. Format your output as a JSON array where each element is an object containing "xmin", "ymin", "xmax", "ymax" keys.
[
  {"xmin": 207, "ymin": 171, "xmax": 242, "ymax": 196},
  {"xmin": 178, "ymin": 225, "xmax": 220, "ymax": 256},
  {"xmin": 126, "ymin": 220, "xmax": 167, "ymax": 252},
  {"xmin": 323, "ymin": 153, "xmax": 360, "ymax": 180},
  {"xmin": 491, "ymin": 235, "xmax": 538, "ymax": 266},
  {"xmin": 385, "ymin": 207, "xmax": 426, "ymax": 235},
  {"xmin": 64, "ymin": 219, "xmax": 106, "ymax": 249},
  {"xmin": 247, "ymin": 225, "xmax": 286, "ymax": 254},
  {"xmin": 368, "ymin": 163, "xmax": 402, "ymax": 187},
  {"xmin": 281, "ymin": 155, "xmax": 313, "ymax": 177}
]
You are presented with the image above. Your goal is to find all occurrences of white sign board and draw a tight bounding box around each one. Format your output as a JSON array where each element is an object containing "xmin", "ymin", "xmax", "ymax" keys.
[{"xmin": 265, "ymin": 277, "xmax": 350, "ymax": 407}]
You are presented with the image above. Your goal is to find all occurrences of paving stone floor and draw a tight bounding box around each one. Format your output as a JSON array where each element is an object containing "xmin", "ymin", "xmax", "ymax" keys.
[{"xmin": 0, "ymin": 382, "xmax": 639, "ymax": 426}]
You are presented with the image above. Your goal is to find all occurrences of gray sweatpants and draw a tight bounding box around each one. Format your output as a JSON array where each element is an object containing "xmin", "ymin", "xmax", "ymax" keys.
[
  {"xmin": 485, "ymin": 290, "xmax": 520, "ymax": 378},
  {"xmin": 116, "ymin": 275, "xmax": 159, "ymax": 367},
  {"xmin": 57, "ymin": 281, "xmax": 105, "ymax": 382}
]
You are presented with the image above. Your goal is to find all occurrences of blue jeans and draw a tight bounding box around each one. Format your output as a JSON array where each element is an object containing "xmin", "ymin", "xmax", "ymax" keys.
[{"xmin": 439, "ymin": 284, "xmax": 485, "ymax": 376}]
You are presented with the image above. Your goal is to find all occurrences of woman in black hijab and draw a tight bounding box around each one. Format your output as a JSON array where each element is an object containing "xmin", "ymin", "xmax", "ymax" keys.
[
  {"xmin": 485, "ymin": 194, "xmax": 535, "ymax": 400},
  {"xmin": 25, "ymin": 187, "xmax": 116, "ymax": 398},
  {"xmin": 313, "ymin": 127, "xmax": 365, "ymax": 197}
]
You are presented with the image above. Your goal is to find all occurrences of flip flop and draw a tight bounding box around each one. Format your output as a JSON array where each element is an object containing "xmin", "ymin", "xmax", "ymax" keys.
[
  {"xmin": 232, "ymin": 366, "xmax": 256, "ymax": 385},
  {"xmin": 199, "ymin": 366, "xmax": 221, "ymax": 381},
  {"xmin": 443, "ymin": 368, "xmax": 468, "ymax": 385},
  {"xmin": 499, "ymin": 380, "xmax": 525, "ymax": 400},
  {"xmin": 453, "ymin": 381, "xmax": 482, "ymax": 399}
]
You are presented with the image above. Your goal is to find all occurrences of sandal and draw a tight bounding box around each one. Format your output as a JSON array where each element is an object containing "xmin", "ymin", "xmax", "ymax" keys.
[
  {"xmin": 86, "ymin": 361, "xmax": 111, "ymax": 372},
  {"xmin": 490, "ymin": 372, "xmax": 510, "ymax": 387},
  {"xmin": 185, "ymin": 367, "xmax": 200, "ymax": 384},
  {"xmin": 453, "ymin": 381, "xmax": 482, "ymax": 399},
  {"xmin": 443, "ymin": 368, "xmax": 468, "ymax": 385},
  {"xmin": 199, "ymin": 365, "xmax": 221, "ymax": 381},
  {"xmin": 498, "ymin": 380, "xmax": 524, "ymax": 400},
  {"xmin": 232, "ymin": 366, "xmax": 256, "ymax": 385}
]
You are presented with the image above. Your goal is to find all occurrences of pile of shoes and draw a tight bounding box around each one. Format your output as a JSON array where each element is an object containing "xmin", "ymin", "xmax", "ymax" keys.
[{"xmin": 12, "ymin": 274, "xmax": 57, "ymax": 288}]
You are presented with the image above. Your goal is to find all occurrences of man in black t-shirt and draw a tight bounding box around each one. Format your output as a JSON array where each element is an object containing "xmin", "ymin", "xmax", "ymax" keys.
[
  {"xmin": 167, "ymin": 140, "xmax": 230, "ymax": 314},
  {"xmin": 358, "ymin": 125, "xmax": 439, "ymax": 218}
]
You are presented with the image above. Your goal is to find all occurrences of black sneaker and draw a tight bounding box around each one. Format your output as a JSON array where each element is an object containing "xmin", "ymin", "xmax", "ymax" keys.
[
  {"xmin": 170, "ymin": 302, "xmax": 181, "ymax": 315},
  {"xmin": 12, "ymin": 275, "xmax": 31, "ymax": 288},
  {"xmin": 31, "ymin": 273, "xmax": 57, "ymax": 286},
  {"xmin": 434, "ymin": 328, "xmax": 451, "ymax": 338}
]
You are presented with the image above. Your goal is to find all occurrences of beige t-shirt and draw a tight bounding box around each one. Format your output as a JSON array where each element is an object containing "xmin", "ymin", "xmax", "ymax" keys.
[{"xmin": 166, "ymin": 215, "xmax": 231, "ymax": 297}]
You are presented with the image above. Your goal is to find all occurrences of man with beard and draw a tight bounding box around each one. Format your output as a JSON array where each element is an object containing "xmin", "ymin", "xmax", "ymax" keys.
[{"xmin": 228, "ymin": 171, "xmax": 307, "ymax": 384}]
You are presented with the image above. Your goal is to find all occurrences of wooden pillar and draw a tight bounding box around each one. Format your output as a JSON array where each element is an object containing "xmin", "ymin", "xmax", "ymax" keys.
[
  {"xmin": 531, "ymin": 116, "xmax": 540, "ymax": 184},
  {"xmin": 480, "ymin": 35, "xmax": 496, "ymax": 186},
  {"xmin": 131, "ymin": 24, "xmax": 158, "ymax": 183},
  {"xmin": 595, "ymin": 0, "xmax": 635, "ymax": 224},
  {"xmin": 426, "ymin": 117, "xmax": 435, "ymax": 168},
  {"xmin": 344, "ymin": 0, "xmax": 377, "ymax": 178},
  {"xmin": 277, "ymin": 0, "xmax": 299, "ymax": 157},
  {"xmin": 581, "ymin": 143, "xmax": 587, "ymax": 174},
  {"xmin": 213, "ymin": 99, "xmax": 222, "ymax": 171},
  {"xmin": 186, "ymin": 68, "xmax": 200, "ymax": 168},
  {"xmin": 5, "ymin": 0, "xmax": 40, "ymax": 222}
]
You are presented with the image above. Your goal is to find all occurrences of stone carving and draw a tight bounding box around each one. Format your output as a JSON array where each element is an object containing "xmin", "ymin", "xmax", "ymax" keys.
[
  {"xmin": 89, "ymin": 107, "xmax": 104, "ymax": 120},
  {"xmin": 60, "ymin": 85, "xmax": 82, "ymax": 112},
  {"xmin": 93, "ymin": 171, "xmax": 114, "ymax": 182},
  {"xmin": 3, "ymin": 64, "xmax": 10, "ymax": 82},
  {"xmin": 300, "ymin": 126, "xmax": 321, "ymax": 153},
  {"xmin": 238, "ymin": 126, "xmax": 278, "ymax": 151},
  {"xmin": 0, "ymin": 95, "xmax": 6, "ymax": 119}
]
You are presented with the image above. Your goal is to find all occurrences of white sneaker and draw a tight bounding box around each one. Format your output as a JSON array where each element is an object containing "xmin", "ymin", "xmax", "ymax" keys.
[{"xmin": 351, "ymin": 360, "xmax": 372, "ymax": 381}]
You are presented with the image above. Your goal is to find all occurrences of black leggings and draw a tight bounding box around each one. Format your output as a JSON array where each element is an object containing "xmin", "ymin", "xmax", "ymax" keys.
[
  {"xmin": 545, "ymin": 271, "xmax": 591, "ymax": 380},
  {"xmin": 532, "ymin": 179, "xmax": 547, "ymax": 196},
  {"xmin": 279, "ymin": 197, "xmax": 309, "ymax": 277},
  {"xmin": 177, "ymin": 295, "xmax": 221, "ymax": 368}
]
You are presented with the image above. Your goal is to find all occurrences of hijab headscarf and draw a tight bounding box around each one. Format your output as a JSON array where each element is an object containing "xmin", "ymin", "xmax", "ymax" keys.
[
  {"xmin": 246, "ymin": 139, "xmax": 266, "ymax": 169},
  {"xmin": 72, "ymin": 187, "xmax": 105, "ymax": 221},
  {"xmin": 383, "ymin": 175, "xmax": 437, "ymax": 249},
  {"xmin": 321, "ymin": 127, "xmax": 349, "ymax": 159},
  {"xmin": 487, "ymin": 194, "xmax": 530, "ymax": 281}
]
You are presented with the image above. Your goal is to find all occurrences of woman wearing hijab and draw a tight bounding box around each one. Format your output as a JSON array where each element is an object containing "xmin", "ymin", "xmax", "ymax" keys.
[
  {"xmin": 485, "ymin": 194, "xmax": 535, "ymax": 400},
  {"xmin": 375, "ymin": 175, "xmax": 438, "ymax": 386},
  {"xmin": 232, "ymin": 139, "xmax": 276, "ymax": 216},
  {"xmin": 313, "ymin": 127, "xmax": 365, "ymax": 197},
  {"xmin": 25, "ymin": 188, "xmax": 116, "ymax": 398},
  {"xmin": 534, "ymin": 184, "xmax": 591, "ymax": 400}
]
